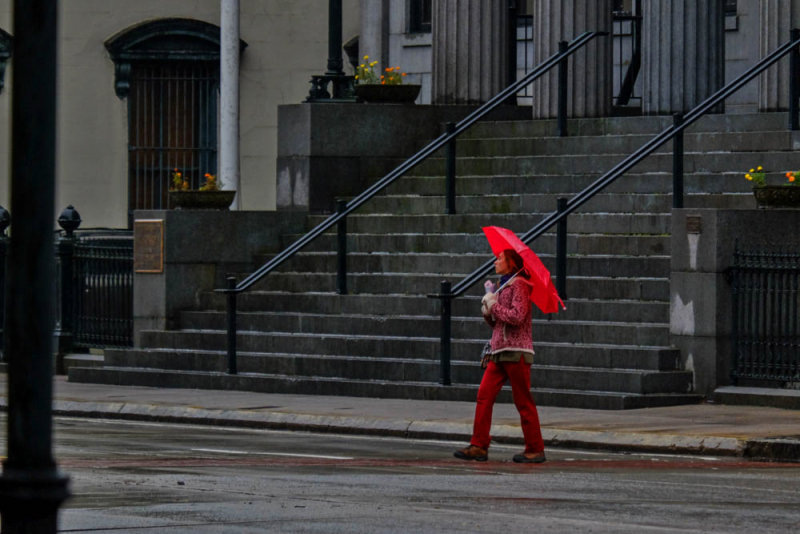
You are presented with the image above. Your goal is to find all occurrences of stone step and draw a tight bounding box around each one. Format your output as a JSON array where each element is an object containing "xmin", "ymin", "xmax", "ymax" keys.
[
  {"xmin": 712, "ymin": 386, "xmax": 800, "ymax": 410},
  {"xmin": 357, "ymin": 192, "xmax": 751, "ymax": 215},
  {"xmin": 177, "ymin": 311, "xmax": 672, "ymax": 346},
  {"xmin": 383, "ymin": 172, "xmax": 758, "ymax": 196},
  {"xmin": 67, "ymin": 365, "xmax": 703, "ymax": 409},
  {"xmin": 261, "ymin": 252, "xmax": 669, "ymax": 279},
  {"xmin": 306, "ymin": 212, "xmax": 673, "ymax": 235},
  {"xmin": 454, "ymin": 130, "xmax": 796, "ymax": 157},
  {"xmin": 461, "ymin": 112, "xmax": 788, "ymax": 138},
  {"xmin": 242, "ymin": 272, "xmax": 668, "ymax": 300},
  {"xmin": 140, "ymin": 316, "xmax": 671, "ymax": 355},
  {"xmin": 109, "ymin": 338, "xmax": 681, "ymax": 374},
  {"xmin": 406, "ymin": 151, "xmax": 798, "ymax": 178},
  {"xmin": 287, "ymin": 232, "xmax": 670, "ymax": 256},
  {"xmin": 198, "ymin": 291, "xmax": 669, "ymax": 323}
]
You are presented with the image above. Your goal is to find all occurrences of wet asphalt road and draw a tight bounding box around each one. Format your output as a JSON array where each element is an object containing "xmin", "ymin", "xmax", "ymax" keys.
[{"xmin": 3, "ymin": 415, "xmax": 800, "ymax": 533}]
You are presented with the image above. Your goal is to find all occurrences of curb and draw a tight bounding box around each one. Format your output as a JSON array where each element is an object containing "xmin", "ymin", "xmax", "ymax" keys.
[
  {"xmin": 744, "ymin": 437, "xmax": 800, "ymax": 462},
  {"xmin": 4, "ymin": 399, "xmax": 799, "ymax": 462},
  {"xmin": 17, "ymin": 400, "xmax": 753, "ymax": 459}
]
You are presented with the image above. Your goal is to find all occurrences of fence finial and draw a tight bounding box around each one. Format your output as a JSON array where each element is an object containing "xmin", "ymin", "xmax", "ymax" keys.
[{"xmin": 57, "ymin": 205, "xmax": 82, "ymax": 236}]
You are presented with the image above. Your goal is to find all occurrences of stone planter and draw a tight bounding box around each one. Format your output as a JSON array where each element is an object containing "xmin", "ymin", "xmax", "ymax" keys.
[
  {"xmin": 752, "ymin": 186, "xmax": 800, "ymax": 208},
  {"xmin": 169, "ymin": 190, "xmax": 236, "ymax": 210},
  {"xmin": 354, "ymin": 84, "xmax": 421, "ymax": 104}
]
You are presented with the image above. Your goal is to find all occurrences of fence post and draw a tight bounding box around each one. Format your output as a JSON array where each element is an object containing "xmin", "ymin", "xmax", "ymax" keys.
[
  {"xmin": 226, "ymin": 276, "xmax": 238, "ymax": 375},
  {"xmin": 557, "ymin": 40, "xmax": 569, "ymax": 137},
  {"xmin": 790, "ymin": 28, "xmax": 800, "ymax": 131},
  {"xmin": 0, "ymin": 206, "xmax": 9, "ymax": 360},
  {"xmin": 445, "ymin": 122, "xmax": 457, "ymax": 214},
  {"xmin": 336, "ymin": 199, "xmax": 348, "ymax": 295},
  {"xmin": 673, "ymin": 113, "xmax": 684, "ymax": 209},
  {"xmin": 439, "ymin": 280, "xmax": 452, "ymax": 386},
  {"xmin": 556, "ymin": 197, "xmax": 568, "ymax": 301},
  {"xmin": 55, "ymin": 205, "xmax": 81, "ymax": 374}
]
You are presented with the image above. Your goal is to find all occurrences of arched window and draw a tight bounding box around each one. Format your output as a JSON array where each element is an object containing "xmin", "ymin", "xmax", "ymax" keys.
[
  {"xmin": 0, "ymin": 28, "xmax": 12, "ymax": 94},
  {"xmin": 106, "ymin": 19, "xmax": 245, "ymax": 215}
]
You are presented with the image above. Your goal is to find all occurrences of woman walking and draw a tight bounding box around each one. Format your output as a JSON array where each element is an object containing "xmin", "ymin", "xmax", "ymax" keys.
[{"xmin": 454, "ymin": 248, "xmax": 546, "ymax": 463}]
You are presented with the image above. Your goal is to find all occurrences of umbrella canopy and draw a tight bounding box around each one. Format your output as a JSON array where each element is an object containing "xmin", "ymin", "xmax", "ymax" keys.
[{"xmin": 482, "ymin": 225, "xmax": 565, "ymax": 314}]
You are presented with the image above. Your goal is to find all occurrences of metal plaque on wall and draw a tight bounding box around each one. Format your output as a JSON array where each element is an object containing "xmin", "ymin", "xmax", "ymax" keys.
[{"xmin": 134, "ymin": 219, "xmax": 164, "ymax": 273}]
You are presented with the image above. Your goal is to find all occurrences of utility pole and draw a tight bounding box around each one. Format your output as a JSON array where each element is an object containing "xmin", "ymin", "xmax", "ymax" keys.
[{"xmin": 0, "ymin": 1, "xmax": 71, "ymax": 532}]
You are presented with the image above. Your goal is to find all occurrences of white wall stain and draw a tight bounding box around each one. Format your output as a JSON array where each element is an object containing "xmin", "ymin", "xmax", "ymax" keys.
[
  {"xmin": 687, "ymin": 234, "xmax": 699, "ymax": 271},
  {"xmin": 671, "ymin": 293, "xmax": 695, "ymax": 336}
]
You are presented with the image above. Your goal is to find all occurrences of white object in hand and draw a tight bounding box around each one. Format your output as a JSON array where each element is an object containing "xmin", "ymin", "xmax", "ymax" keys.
[{"xmin": 484, "ymin": 280, "xmax": 495, "ymax": 294}]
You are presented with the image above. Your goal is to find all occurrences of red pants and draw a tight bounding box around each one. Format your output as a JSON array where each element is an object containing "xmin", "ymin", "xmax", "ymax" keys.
[{"xmin": 470, "ymin": 358, "xmax": 544, "ymax": 454}]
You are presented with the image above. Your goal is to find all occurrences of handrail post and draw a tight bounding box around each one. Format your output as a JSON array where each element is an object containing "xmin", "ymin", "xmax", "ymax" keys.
[
  {"xmin": 0, "ymin": 206, "xmax": 8, "ymax": 359},
  {"xmin": 790, "ymin": 28, "xmax": 800, "ymax": 131},
  {"xmin": 336, "ymin": 199, "xmax": 348, "ymax": 294},
  {"xmin": 55, "ymin": 230, "xmax": 76, "ymax": 374},
  {"xmin": 226, "ymin": 276, "xmax": 238, "ymax": 375},
  {"xmin": 439, "ymin": 280, "xmax": 452, "ymax": 386},
  {"xmin": 557, "ymin": 40, "xmax": 569, "ymax": 137},
  {"xmin": 673, "ymin": 112, "xmax": 684, "ymax": 209},
  {"xmin": 445, "ymin": 122, "xmax": 457, "ymax": 214},
  {"xmin": 556, "ymin": 197, "xmax": 568, "ymax": 300}
]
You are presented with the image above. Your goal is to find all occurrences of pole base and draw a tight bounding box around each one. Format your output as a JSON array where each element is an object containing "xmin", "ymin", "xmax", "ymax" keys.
[{"xmin": 0, "ymin": 467, "xmax": 70, "ymax": 533}]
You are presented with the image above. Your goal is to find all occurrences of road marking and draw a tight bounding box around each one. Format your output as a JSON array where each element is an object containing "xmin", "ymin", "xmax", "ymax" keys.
[
  {"xmin": 192, "ymin": 448, "xmax": 249, "ymax": 455},
  {"xmin": 191, "ymin": 448, "xmax": 353, "ymax": 460}
]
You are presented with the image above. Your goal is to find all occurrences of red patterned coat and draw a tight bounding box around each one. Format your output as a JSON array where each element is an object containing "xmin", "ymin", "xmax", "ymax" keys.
[{"xmin": 483, "ymin": 277, "xmax": 534, "ymax": 356}]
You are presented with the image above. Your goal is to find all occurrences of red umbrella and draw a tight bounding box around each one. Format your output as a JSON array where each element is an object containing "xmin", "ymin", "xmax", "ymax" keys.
[{"xmin": 482, "ymin": 225, "xmax": 565, "ymax": 314}]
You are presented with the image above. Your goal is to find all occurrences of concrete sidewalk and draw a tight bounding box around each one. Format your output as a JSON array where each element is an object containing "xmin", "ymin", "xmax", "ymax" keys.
[{"xmin": 2, "ymin": 376, "xmax": 800, "ymax": 461}]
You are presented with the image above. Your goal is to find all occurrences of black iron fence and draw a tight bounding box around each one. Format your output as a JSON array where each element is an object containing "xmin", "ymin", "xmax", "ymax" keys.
[
  {"xmin": 0, "ymin": 205, "xmax": 133, "ymax": 361},
  {"xmin": 730, "ymin": 247, "xmax": 800, "ymax": 388},
  {"xmin": 67, "ymin": 231, "xmax": 134, "ymax": 349}
]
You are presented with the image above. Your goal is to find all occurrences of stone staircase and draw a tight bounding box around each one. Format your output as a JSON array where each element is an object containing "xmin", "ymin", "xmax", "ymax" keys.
[{"xmin": 69, "ymin": 112, "xmax": 797, "ymax": 409}]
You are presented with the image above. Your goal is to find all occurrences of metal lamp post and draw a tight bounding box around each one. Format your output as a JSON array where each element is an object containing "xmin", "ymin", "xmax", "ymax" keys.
[
  {"xmin": 306, "ymin": 0, "xmax": 356, "ymax": 101},
  {"xmin": 0, "ymin": 1, "xmax": 71, "ymax": 532}
]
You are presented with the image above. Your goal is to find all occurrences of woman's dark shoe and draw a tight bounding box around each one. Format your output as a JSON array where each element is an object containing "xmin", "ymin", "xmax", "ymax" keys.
[
  {"xmin": 512, "ymin": 451, "xmax": 546, "ymax": 464},
  {"xmin": 454, "ymin": 445, "xmax": 488, "ymax": 462}
]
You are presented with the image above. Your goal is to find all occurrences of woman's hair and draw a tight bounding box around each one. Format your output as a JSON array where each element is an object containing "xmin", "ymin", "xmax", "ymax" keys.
[{"xmin": 502, "ymin": 248, "xmax": 530, "ymax": 279}]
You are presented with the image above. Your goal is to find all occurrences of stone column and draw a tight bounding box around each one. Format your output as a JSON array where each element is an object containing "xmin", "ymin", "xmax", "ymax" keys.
[
  {"xmin": 758, "ymin": 0, "xmax": 800, "ymax": 111},
  {"xmin": 359, "ymin": 0, "xmax": 390, "ymax": 71},
  {"xmin": 531, "ymin": 0, "xmax": 613, "ymax": 119},
  {"xmin": 431, "ymin": 0, "xmax": 509, "ymax": 105},
  {"xmin": 641, "ymin": 0, "xmax": 725, "ymax": 115},
  {"xmin": 220, "ymin": 0, "xmax": 240, "ymax": 209}
]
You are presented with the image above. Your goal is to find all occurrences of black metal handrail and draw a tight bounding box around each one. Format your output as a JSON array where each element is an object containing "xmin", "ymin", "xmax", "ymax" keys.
[
  {"xmin": 232, "ymin": 31, "xmax": 603, "ymax": 294},
  {"xmin": 431, "ymin": 29, "xmax": 800, "ymax": 385},
  {"xmin": 221, "ymin": 31, "xmax": 608, "ymax": 374}
]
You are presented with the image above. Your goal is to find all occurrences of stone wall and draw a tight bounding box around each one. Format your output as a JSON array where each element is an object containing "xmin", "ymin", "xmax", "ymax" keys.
[
  {"xmin": 276, "ymin": 102, "xmax": 529, "ymax": 213},
  {"xmin": 132, "ymin": 209, "xmax": 306, "ymax": 345},
  {"xmin": 670, "ymin": 208, "xmax": 800, "ymax": 394}
]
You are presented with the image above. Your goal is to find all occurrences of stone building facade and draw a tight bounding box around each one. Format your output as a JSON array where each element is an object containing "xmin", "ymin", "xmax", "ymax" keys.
[{"xmin": 0, "ymin": 0, "xmax": 795, "ymax": 228}]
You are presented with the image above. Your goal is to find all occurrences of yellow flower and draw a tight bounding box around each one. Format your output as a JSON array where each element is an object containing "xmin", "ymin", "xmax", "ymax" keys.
[
  {"xmin": 744, "ymin": 165, "xmax": 766, "ymax": 187},
  {"xmin": 354, "ymin": 55, "xmax": 407, "ymax": 86}
]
